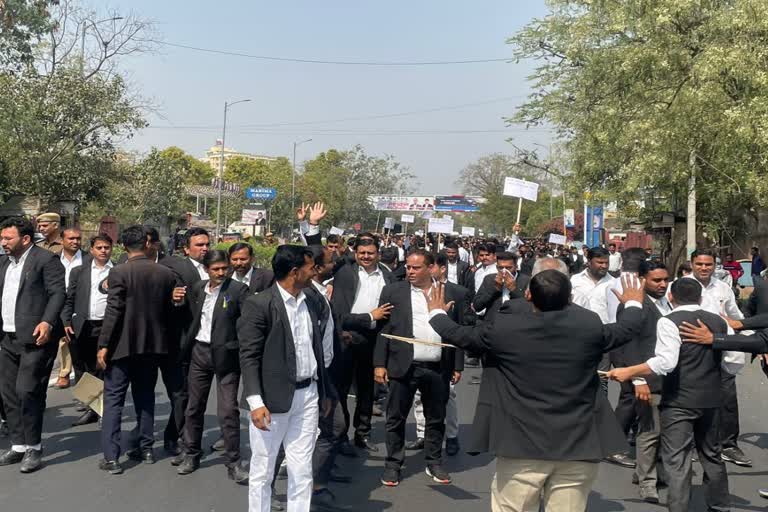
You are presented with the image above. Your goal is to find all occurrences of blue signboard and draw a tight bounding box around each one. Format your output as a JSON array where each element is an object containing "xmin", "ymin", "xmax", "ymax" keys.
[{"xmin": 245, "ymin": 187, "xmax": 277, "ymax": 200}]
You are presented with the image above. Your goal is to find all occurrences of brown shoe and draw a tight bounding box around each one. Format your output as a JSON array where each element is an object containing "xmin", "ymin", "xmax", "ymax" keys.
[{"xmin": 55, "ymin": 376, "xmax": 70, "ymax": 389}]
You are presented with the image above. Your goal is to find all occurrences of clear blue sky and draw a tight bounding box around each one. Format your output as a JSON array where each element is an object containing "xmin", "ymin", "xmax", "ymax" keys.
[{"xmin": 116, "ymin": 0, "xmax": 552, "ymax": 194}]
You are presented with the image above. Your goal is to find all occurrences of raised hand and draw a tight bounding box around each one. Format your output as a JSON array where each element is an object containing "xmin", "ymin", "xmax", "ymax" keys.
[
  {"xmin": 296, "ymin": 203, "xmax": 308, "ymax": 222},
  {"xmin": 425, "ymin": 282, "xmax": 454, "ymax": 313},
  {"xmin": 612, "ymin": 273, "xmax": 645, "ymax": 304},
  {"xmin": 308, "ymin": 202, "xmax": 327, "ymax": 224}
]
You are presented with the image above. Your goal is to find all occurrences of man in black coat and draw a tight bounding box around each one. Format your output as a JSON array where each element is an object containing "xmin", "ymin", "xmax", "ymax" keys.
[
  {"xmin": 443, "ymin": 241, "xmax": 470, "ymax": 288},
  {"xmin": 238, "ymin": 245, "xmax": 334, "ymax": 512},
  {"xmin": 159, "ymin": 226, "xmax": 210, "ymax": 456},
  {"xmin": 473, "ymin": 251, "xmax": 530, "ymax": 323},
  {"xmin": 0, "ymin": 217, "xmax": 66, "ymax": 473},
  {"xmin": 175, "ymin": 250, "xmax": 250, "ymax": 484},
  {"xmin": 374, "ymin": 250, "xmax": 466, "ymax": 487},
  {"xmin": 427, "ymin": 271, "xmax": 645, "ymax": 511},
  {"xmin": 61, "ymin": 233, "xmax": 115, "ymax": 427},
  {"xmin": 96, "ymin": 225, "xmax": 180, "ymax": 474},
  {"xmin": 330, "ymin": 237, "xmax": 395, "ymax": 453},
  {"xmin": 229, "ymin": 242, "xmax": 274, "ymax": 294}
]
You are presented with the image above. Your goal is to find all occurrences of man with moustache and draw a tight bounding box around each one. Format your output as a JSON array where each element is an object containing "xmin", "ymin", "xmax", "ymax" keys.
[
  {"xmin": 62, "ymin": 233, "xmax": 115, "ymax": 427},
  {"xmin": 54, "ymin": 227, "xmax": 86, "ymax": 389},
  {"xmin": 0, "ymin": 217, "xmax": 66, "ymax": 473},
  {"xmin": 35, "ymin": 212, "xmax": 64, "ymax": 255},
  {"xmin": 229, "ymin": 242, "xmax": 275, "ymax": 295}
]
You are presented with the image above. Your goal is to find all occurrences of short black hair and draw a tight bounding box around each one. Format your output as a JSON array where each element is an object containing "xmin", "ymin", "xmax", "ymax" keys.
[
  {"xmin": 529, "ymin": 270, "xmax": 571, "ymax": 312},
  {"xmin": 354, "ymin": 238, "xmax": 379, "ymax": 252},
  {"xmin": 0, "ymin": 217, "xmax": 35, "ymax": 240},
  {"xmin": 90, "ymin": 233, "xmax": 113, "ymax": 247},
  {"xmin": 272, "ymin": 245, "xmax": 313, "ymax": 281},
  {"xmin": 228, "ymin": 242, "xmax": 254, "ymax": 257},
  {"xmin": 670, "ymin": 278, "xmax": 702, "ymax": 305},
  {"xmin": 203, "ymin": 249, "xmax": 229, "ymax": 268},
  {"xmin": 435, "ymin": 252, "xmax": 448, "ymax": 267},
  {"xmin": 477, "ymin": 243, "xmax": 496, "ymax": 254},
  {"xmin": 380, "ymin": 247, "xmax": 398, "ymax": 265},
  {"xmin": 326, "ymin": 234, "xmax": 343, "ymax": 245},
  {"xmin": 143, "ymin": 226, "xmax": 160, "ymax": 243},
  {"xmin": 444, "ymin": 241, "xmax": 459, "ymax": 251},
  {"xmin": 587, "ymin": 247, "xmax": 610, "ymax": 260},
  {"xmin": 496, "ymin": 251, "xmax": 517, "ymax": 263},
  {"xmin": 609, "ymin": 243, "xmax": 616, "ymax": 248},
  {"xmin": 691, "ymin": 248, "xmax": 716, "ymax": 261},
  {"xmin": 62, "ymin": 227, "xmax": 82, "ymax": 236},
  {"xmin": 120, "ymin": 225, "xmax": 149, "ymax": 252},
  {"xmin": 308, "ymin": 245, "xmax": 328, "ymax": 267},
  {"xmin": 639, "ymin": 260, "xmax": 668, "ymax": 277},
  {"xmin": 622, "ymin": 247, "xmax": 647, "ymax": 272},
  {"xmin": 676, "ymin": 261, "xmax": 692, "ymax": 279},
  {"xmin": 407, "ymin": 248, "xmax": 435, "ymax": 266},
  {"xmin": 185, "ymin": 227, "xmax": 210, "ymax": 247}
]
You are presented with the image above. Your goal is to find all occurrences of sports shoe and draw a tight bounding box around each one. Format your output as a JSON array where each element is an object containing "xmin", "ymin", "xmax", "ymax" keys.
[
  {"xmin": 721, "ymin": 447, "xmax": 752, "ymax": 467},
  {"xmin": 426, "ymin": 464, "xmax": 452, "ymax": 484},
  {"xmin": 380, "ymin": 467, "xmax": 400, "ymax": 487}
]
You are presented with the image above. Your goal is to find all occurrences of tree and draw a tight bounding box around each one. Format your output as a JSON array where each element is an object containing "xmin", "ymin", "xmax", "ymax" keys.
[
  {"xmin": 0, "ymin": 0, "xmax": 55, "ymax": 71},
  {"xmin": 510, "ymin": 0, "xmax": 768, "ymax": 259},
  {"xmin": 159, "ymin": 147, "xmax": 215, "ymax": 186}
]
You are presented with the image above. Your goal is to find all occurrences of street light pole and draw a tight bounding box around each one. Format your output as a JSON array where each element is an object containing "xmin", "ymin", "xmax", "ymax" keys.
[
  {"xmin": 215, "ymin": 98, "xmax": 251, "ymax": 240},
  {"xmin": 291, "ymin": 138, "xmax": 312, "ymax": 230},
  {"xmin": 80, "ymin": 17, "xmax": 123, "ymax": 74}
]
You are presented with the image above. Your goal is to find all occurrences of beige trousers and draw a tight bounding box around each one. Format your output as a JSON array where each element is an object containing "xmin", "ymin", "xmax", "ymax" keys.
[
  {"xmin": 491, "ymin": 457, "xmax": 599, "ymax": 512},
  {"xmin": 57, "ymin": 337, "xmax": 72, "ymax": 379}
]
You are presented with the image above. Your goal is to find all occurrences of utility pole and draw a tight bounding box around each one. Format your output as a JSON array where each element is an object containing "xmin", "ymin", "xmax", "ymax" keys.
[
  {"xmin": 687, "ymin": 150, "xmax": 697, "ymax": 257},
  {"xmin": 291, "ymin": 138, "xmax": 312, "ymax": 231},
  {"xmin": 215, "ymin": 99, "xmax": 251, "ymax": 239}
]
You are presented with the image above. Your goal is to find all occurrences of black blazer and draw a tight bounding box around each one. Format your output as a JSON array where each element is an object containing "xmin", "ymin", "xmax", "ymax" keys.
[
  {"xmin": 473, "ymin": 272, "xmax": 530, "ymax": 323},
  {"xmin": 183, "ymin": 278, "xmax": 248, "ymax": 378},
  {"xmin": 429, "ymin": 302, "xmax": 643, "ymax": 461},
  {"xmin": 0, "ymin": 246, "xmax": 66, "ymax": 344},
  {"xmin": 62, "ymin": 262, "xmax": 112, "ymax": 338},
  {"xmin": 247, "ymin": 267, "xmax": 275, "ymax": 295},
  {"xmin": 616, "ymin": 295, "xmax": 664, "ymax": 393},
  {"xmin": 447, "ymin": 260, "xmax": 471, "ymax": 289},
  {"xmin": 238, "ymin": 284, "xmax": 333, "ymax": 413},
  {"xmin": 331, "ymin": 262, "xmax": 395, "ymax": 344},
  {"xmin": 97, "ymin": 256, "xmax": 178, "ymax": 361},
  {"xmin": 161, "ymin": 255, "xmax": 203, "ymax": 288},
  {"xmin": 373, "ymin": 281, "xmax": 466, "ymax": 379},
  {"xmin": 746, "ymin": 277, "xmax": 768, "ymax": 317}
]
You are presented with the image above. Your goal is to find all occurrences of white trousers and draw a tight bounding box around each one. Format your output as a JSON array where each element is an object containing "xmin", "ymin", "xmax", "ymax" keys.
[
  {"xmin": 413, "ymin": 383, "xmax": 458, "ymax": 439},
  {"xmin": 248, "ymin": 382, "xmax": 319, "ymax": 512}
]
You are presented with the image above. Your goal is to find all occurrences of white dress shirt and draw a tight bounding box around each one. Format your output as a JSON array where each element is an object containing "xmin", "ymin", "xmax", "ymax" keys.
[
  {"xmin": 190, "ymin": 258, "xmax": 209, "ymax": 281},
  {"xmin": 458, "ymin": 246, "xmax": 470, "ymax": 264},
  {"xmin": 232, "ymin": 266, "xmax": 253, "ymax": 288},
  {"xmin": 608, "ymin": 252, "xmax": 622, "ymax": 272},
  {"xmin": 311, "ymin": 280, "xmax": 335, "ymax": 369},
  {"xmin": 646, "ymin": 304, "xmax": 745, "ymax": 376},
  {"xmin": 194, "ymin": 282, "xmax": 222, "ymax": 343},
  {"xmin": 60, "ymin": 250, "xmax": 83, "ymax": 290},
  {"xmin": 88, "ymin": 260, "xmax": 113, "ymax": 320},
  {"xmin": 351, "ymin": 266, "xmax": 386, "ymax": 328},
  {"xmin": 447, "ymin": 262, "xmax": 459, "ymax": 285},
  {"xmin": 397, "ymin": 246, "xmax": 405, "ymax": 262},
  {"xmin": 687, "ymin": 276, "xmax": 743, "ymax": 320},
  {"xmin": 631, "ymin": 293, "xmax": 672, "ymax": 387},
  {"xmin": 411, "ymin": 286, "xmax": 442, "ymax": 362},
  {"xmin": 474, "ymin": 263, "xmax": 497, "ymax": 293},
  {"xmin": 570, "ymin": 269, "xmax": 615, "ymax": 321},
  {"xmin": 2, "ymin": 245, "xmax": 33, "ymax": 333}
]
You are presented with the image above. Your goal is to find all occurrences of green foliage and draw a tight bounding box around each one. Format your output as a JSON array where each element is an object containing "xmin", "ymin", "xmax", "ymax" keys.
[
  {"xmin": 510, "ymin": 0, "xmax": 768, "ymax": 239},
  {"xmin": 0, "ymin": 0, "xmax": 54, "ymax": 70},
  {"xmin": 160, "ymin": 146, "xmax": 215, "ymax": 186}
]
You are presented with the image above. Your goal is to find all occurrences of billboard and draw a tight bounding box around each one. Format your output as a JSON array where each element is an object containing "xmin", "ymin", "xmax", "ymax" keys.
[
  {"xmin": 370, "ymin": 196, "xmax": 435, "ymax": 211},
  {"xmin": 433, "ymin": 195, "xmax": 481, "ymax": 212}
]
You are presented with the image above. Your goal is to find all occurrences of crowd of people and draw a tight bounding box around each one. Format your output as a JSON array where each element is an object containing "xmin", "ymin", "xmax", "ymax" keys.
[{"xmin": 0, "ymin": 203, "xmax": 767, "ymax": 512}]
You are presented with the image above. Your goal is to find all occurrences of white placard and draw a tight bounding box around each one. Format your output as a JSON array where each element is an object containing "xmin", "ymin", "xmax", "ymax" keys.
[
  {"xmin": 428, "ymin": 218, "xmax": 454, "ymax": 234},
  {"xmin": 563, "ymin": 209, "xmax": 575, "ymax": 228},
  {"xmin": 548, "ymin": 233, "xmax": 567, "ymax": 245},
  {"xmin": 401, "ymin": 214, "xmax": 415, "ymax": 224},
  {"xmin": 503, "ymin": 177, "xmax": 539, "ymax": 201},
  {"xmin": 329, "ymin": 226, "xmax": 344, "ymax": 236},
  {"xmin": 461, "ymin": 226, "xmax": 476, "ymax": 237},
  {"xmin": 384, "ymin": 217, "xmax": 395, "ymax": 230}
]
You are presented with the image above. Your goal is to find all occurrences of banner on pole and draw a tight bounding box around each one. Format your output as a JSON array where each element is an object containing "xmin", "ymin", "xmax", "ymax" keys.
[
  {"xmin": 548, "ymin": 233, "xmax": 567, "ymax": 245},
  {"xmin": 329, "ymin": 226, "xmax": 344, "ymax": 236},
  {"xmin": 461, "ymin": 226, "xmax": 476, "ymax": 237},
  {"xmin": 503, "ymin": 177, "xmax": 539, "ymax": 201},
  {"xmin": 401, "ymin": 214, "xmax": 415, "ymax": 224},
  {"xmin": 383, "ymin": 217, "xmax": 395, "ymax": 230},
  {"xmin": 428, "ymin": 218, "xmax": 454, "ymax": 234}
]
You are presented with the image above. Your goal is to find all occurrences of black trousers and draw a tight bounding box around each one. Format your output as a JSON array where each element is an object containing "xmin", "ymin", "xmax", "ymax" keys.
[
  {"xmin": 183, "ymin": 341, "xmax": 240, "ymax": 465},
  {"xmin": 385, "ymin": 362, "xmax": 450, "ymax": 470},
  {"xmin": 102, "ymin": 354, "xmax": 160, "ymax": 462},
  {"xmin": 660, "ymin": 406, "xmax": 730, "ymax": 512},
  {"xmin": 160, "ymin": 355, "xmax": 189, "ymax": 445},
  {"xmin": 614, "ymin": 381, "xmax": 637, "ymax": 436},
  {"xmin": 313, "ymin": 397, "xmax": 346, "ymax": 486},
  {"xmin": 719, "ymin": 373, "xmax": 740, "ymax": 450},
  {"xmin": 69, "ymin": 321, "xmax": 104, "ymax": 382},
  {"xmin": 0, "ymin": 333, "xmax": 57, "ymax": 446},
  {"xmin": 334, "ymin": 340, "xmax": 375, "ymax": 441}
]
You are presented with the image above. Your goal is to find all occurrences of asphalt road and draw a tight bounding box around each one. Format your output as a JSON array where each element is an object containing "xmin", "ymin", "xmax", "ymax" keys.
[{"xmin": 2, "ymin": 364, "xmax": 768, "ymax": 512}]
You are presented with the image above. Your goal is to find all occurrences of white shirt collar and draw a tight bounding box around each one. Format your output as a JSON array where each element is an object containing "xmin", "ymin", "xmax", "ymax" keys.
[
  {"xmin": 9, "ymin": 245, "xmax": 34, "ymax": 265},
  {"xmin": 672, "ymin": 303, "xmax": 704, "ymax": 312},
  {"xmin": 277, "ymin": 282, "xmax": 306, "ymax": 305},
  {"xmin": 311, "ymin": 280, "xmax": 327, "ymax": 297},
  {"xmin": 205, "ymin": 282, "xmax": 222, "ymax": 295},
  {"xmin": 359, "ymin": 265, "xmax": 381, "ymax": 276},
  {"xmin": 91, "ymin": 259, "xmax": 113, "ymax": 271}
]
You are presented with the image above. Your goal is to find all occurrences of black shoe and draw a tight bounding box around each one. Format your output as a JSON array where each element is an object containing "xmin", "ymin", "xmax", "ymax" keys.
[
  {"xmin": 19, "ymin": 449, "xmax": 42, "ymax": 473},
  {"xmin": 381, "ymin": 467, "xmax": 401, "ymax": 487},
  {"xmin": 337, "ymin": 439, "xmax": 358, "ymax": 458},
  {"xmin": 126, "ymin": 448, "xmax": 155, "ymax": 464},
  {"xmin": 722, "ymin": 447, "xmax": 752, "ymax": 467},
  {"xmin": 72, "ymin": 409, "xmax": 99, "ymax": 427},
  {"xmin": 311, "ymin": 488, "xmax": 352, "ymax": 511},
  {"xmin": 329, "ymin": 469, "xmax": 352, "ymax": 483},
  {"xmin": 603, "ymin": 453, "xmax": 636, "ymax": 468},
  {"xmin": 227, "ymin": 462, "xmax": 249, "ymax": 485},
  {"xmin": 211, "ymin": 436, "xmax": 226, "ymax": 452},
  {"xmin": 445, "ymin": 437, "xmax": 460, "ymax": 456},
  {"xmin": 177, "ymin": 456, "xmax": 200, "ymax": 475},
  {"xmin": 98, "ymin": 459, "xmax": 123, "ymax": 475},
  {"xmin": 425, "ymin": 464, "xmax": 452, "ymax": 484},
  {"xmin": 271, "ymin": 497, "xmax": 284, "ymax": 511},
  {"xmin": 372, "ymin": 403, "xmax": 384, "ymax": 417},
  {"xmin": 0, "ymin": 421, "xmax": 8, "ymax": 437},
  {"xmin": 170, "ymin": 452, "xmax": 185, "ymax": 466},
  {"xmin": 405, "ymin": 438, "xmax": 425, "ymax": 451},
  {"xmin": 354, "ymin": 436, "xmax": 379, "ymax": 452},
  {"xmin": 164, "ymin": 440, "xmax": 181, "ymax": 456},
  {"xmin": 0, "ymin": 449, "xmax": 24, "ymax": 466},
  {"xmin": 631, "ymin": 473, "xmax": 638, "ymax": 485}
]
